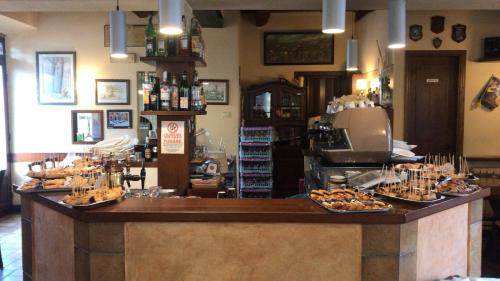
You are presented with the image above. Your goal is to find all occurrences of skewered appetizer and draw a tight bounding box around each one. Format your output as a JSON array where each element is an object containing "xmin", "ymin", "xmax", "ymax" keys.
[
  {"xmin": 63, "ymin": 186, "xmax": 123, "ymax": 206},
  {"xmin": 310, "ymin": 189, "xmax": 392, "ymax": 211},
  {"xmin": 436, "ymin": 178, "xmax": 480, "ymax": 194}
]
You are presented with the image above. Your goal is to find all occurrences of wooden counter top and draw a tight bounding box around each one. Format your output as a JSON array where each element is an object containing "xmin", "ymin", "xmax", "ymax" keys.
[{"xmin": 16, "ymin": 188, "xmax": 490, "ymax": 224}]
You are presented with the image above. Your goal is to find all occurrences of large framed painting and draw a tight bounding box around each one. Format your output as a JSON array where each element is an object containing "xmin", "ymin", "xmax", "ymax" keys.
[
  {"xmin": 95, "ymin": 79, "xmax": 130, "ymax": 105},
  {"xmin": 36, "ymin": 52, "xmax": 77, "ymax": 104},
  {"xmin": 71, "ymin": 110, "xmax": 104, "ymax": 144},
  {"xmin": 200, "ymin": 79, "xmax": 229, "ymax": 105},
  {"xmin": 264, "ymin": 31, "xmax": 334, "ymax": 65}
]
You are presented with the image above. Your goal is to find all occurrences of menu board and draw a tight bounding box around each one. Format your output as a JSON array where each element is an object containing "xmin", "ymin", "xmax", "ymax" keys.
[{"xmin": 161, "ymin": 121, "xmax": 184, "ymax": 154}]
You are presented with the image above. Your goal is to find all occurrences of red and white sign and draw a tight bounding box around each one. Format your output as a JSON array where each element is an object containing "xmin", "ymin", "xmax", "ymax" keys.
[{"xmin": 161, "ymin": 121, "xmax": 184, "ymax": 154}]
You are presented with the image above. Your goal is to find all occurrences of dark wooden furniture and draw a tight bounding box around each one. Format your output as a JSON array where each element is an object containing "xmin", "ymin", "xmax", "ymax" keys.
[
  {"xmin": 242, "ymin": 81, "xmax": 306, "ymax": 198},
  {"xmin": 15, "ymin": 187, "xmax": 490, "ymax": 224},
  {"xmin": 140, "ymin": 56, "xmax": 207, "ymax": 195}
]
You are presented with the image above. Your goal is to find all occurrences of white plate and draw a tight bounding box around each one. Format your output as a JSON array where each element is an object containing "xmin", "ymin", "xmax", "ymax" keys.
[{"xmin": 392, "ymin": 148, "xmax": 416, "ymax": 157}]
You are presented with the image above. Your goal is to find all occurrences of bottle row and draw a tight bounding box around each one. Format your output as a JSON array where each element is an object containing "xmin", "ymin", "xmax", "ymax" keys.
[
  {"xmin": 145, "ymin": 15, "xmax": 205, "ymax": 60},
  {"xmin": 142, "ymin": 70, "xmax": 206, "ymax": 112}
]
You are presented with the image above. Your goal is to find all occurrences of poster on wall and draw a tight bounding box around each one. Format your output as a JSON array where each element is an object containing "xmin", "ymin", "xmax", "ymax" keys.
[
  {"xmin": 161, "ymin": 121, "xmax": 184, "ymax": 154},
  {"xmin": 472, "ymin": 75, "xmax": 500, "ymax": 110}
]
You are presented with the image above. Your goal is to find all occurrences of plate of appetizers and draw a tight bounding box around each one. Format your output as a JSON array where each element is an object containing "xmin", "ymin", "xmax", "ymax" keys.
[
  {"xmin": 60, "ymin": 186, "xmax": 125, "ymax": 210},
  {"xmin": 435, "ymin": 178, "xmax": 481, "ymax": 197},
  {"xmin": 374, "ymin": 186, "xmax": 446, "ymax": 203},
  {"xmin": 309, "ymin": 188, "xmax": 393, "ymax": 213}
]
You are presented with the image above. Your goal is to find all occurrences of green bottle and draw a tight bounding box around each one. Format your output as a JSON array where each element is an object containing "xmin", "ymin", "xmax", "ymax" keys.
[
  {"xmin": 145, "ymin": 16, "xmax": 157, "ymax": 57},
  {"xmin": 179, "ymin": 71, "xmax": 190, "ymax": 110}
]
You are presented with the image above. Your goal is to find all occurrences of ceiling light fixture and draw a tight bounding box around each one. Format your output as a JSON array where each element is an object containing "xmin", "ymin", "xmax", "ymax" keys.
[
  {"xmin": 322, "ymin": 0, "xmax": 346, "ymax": 34},
  {"xmin": 109, "ymin": 0, "xmax": 127, "ymax": 58},
  {"xmin": 346, "ymin": 13, "xmax": 358, "ymax": 71},
  {"xmin": 388, "ymin": 0, "xmax": 406, "ymax": 49},
  {"xmin": 159, "ymin": 0, "xmax": 183, "ymax": 35}
]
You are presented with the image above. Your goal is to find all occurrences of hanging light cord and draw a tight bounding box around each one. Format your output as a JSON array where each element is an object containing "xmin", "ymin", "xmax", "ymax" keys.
[
  {"xmin": 116, "ymin": 0, "xmax": 119, "ymax": 11},
  {"xmin": 352, "ymin": 12, "xmax": 355, "ymax": 39}
]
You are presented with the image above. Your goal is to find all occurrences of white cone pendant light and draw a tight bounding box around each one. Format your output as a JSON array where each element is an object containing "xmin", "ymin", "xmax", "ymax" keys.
[
  {"xmin": 109, "ymin": 0, "xmax": 127, "ymax": 58},
  {"xmin": 159, "ymin": 0, "xmax": 183, "ymax": 35},
  {"xmin": 322, "ymin": 0, "xmax": 346, "ymax": 34},
  {"xmin": 346, "ymin": 39, "xmax": 358, "ymax": 71},
  {"xmin": 388, "ymin": 0, "xmax": 406, "ymax": 49}
]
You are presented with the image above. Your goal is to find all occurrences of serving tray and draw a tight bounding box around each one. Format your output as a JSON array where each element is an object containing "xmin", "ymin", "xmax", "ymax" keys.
[
  {"xmin": 15, "ymin": 185, "xmax": 72, "ymax": 193},
  {"xmin": 309, "ymin": 195, "xmax": 392, "ymax": 213},
  {"xmin": 59, "ymin": 192, "xmax": 125, "ymax": 210},
  {"xmin": 374, "ymin": 192, "xmax": 446, "ymax": 204}
]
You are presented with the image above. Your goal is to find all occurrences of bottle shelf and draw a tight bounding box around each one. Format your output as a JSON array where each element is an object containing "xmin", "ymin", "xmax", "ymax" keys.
[
  {"xmin": 140, "ymin": 56, "xmax": 207, "ymax": 67},
  {"xmin": 140, "ymin": 110, "xmax": 207, "ymax": 116}
]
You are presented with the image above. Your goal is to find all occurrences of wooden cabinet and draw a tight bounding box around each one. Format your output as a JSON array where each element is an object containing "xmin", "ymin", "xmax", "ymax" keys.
[{"xmin": 242, "ymin": 81, "xmax": 306, "ymax": 198}]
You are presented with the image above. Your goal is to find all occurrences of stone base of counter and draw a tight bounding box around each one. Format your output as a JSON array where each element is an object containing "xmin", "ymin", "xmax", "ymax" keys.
[{"xmin": 22, "ymin": 199, "xmax": 484, "ymax": 281}]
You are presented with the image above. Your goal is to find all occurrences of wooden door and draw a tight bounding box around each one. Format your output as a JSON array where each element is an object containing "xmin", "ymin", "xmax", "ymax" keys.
[
  {"xmin": 0, "ymin": 35, "xmax": 11, "ymax": 215},
  {"xmin": 405, "ymin": 51, "xmax": 465, "ymax": 155}
]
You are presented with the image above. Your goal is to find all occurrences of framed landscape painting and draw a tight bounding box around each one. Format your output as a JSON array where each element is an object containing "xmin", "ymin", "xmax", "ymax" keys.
[
  {"xmin": 264, "ymin": 32, "xmax": 334, "ymax": 65},
  {"xmin": 200, "ymin": 79, "xmax": 229, "ymax": 105},
  {"xmin": 95, "ymin": 79, "xmax": 130, "ymax": 105},
  {"xmin": 36, "ymin": 52, "xmax": 77, "ymax": 104}
]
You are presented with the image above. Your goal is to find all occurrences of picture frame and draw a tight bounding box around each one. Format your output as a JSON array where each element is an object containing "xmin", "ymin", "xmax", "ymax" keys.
[
  {"xmin": 71, "ymin": 110, "xmax": 104, "ymax": 144},
  {"xmin": 95, "ymin": 79, "xmax": 130, "ymax": 105},
  {"xmin": 107, "ymin": 109, "xmax": 133, "ymax": 129},
  {"xmin": 263, "ymin": 31, "xmax": 334, "ymax": 65},
  {"xmin": 200, "ymin": 79, "xmax": 229, "ymax": 105},
  {"xmin": 36, "ymin": 51, "xmax": 77, "ymax": 105}
]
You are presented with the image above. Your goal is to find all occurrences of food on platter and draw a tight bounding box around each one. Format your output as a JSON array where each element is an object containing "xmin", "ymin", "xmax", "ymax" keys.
[
  {"xmin": 20, "ymin": 179, "xmax": 42, "ymax": 190},
  {"xmin": 63, "ymin": 186, "xmax": 123, "ymax": 206},
  {"xmin": 309, "ymin": 188, "xmax": 392, "ymax": 212},
  {"xmin": 43, "ymin": 179, "xmax": 66, "ymax": 189},
  {"xmin": 436, "ymin": 178, "xmax": 480, "ymax": 195}
]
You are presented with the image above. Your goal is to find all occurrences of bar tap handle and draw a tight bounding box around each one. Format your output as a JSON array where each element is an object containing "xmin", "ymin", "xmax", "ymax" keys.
[{"xmin": 125, "ymin": 162, "xmax": 132, "ymax": 188}]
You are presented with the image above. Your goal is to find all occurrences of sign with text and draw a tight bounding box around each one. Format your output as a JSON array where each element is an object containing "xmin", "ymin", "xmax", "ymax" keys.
[{"xmin": 161, "ymin": 121, "xmax": 184, "ymax": 154}]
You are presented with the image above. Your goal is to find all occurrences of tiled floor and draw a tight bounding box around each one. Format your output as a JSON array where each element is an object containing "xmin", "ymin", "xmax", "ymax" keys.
[{"xmin": 0, "ymin": 213, "xmax": 22, "ymax": 281}]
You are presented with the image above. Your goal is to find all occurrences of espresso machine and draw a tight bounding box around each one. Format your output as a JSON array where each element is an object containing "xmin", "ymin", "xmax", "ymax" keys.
[
  {"xmin": 101, "ymin": 154, "xmax": 146, "ymax": 191},
  {"xmin": 306, "ymin": 107, "xmax": 392, "ymax": 188}
]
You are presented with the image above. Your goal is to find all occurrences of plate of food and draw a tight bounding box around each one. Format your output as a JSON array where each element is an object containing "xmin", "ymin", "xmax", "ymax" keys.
[
  {"xmin": 435, "ymin": 178, "xmax": 481, "ymax": 197},
  {"xmin": 17, "ymin": 179, "xmax": 72, "ymax": 192},
  {"xmin": 374, "ymin": 186, "xmax": 445, "ymax": 203},
  {"xmin": 60, "ymin": 186, "xmax": 125, "ymax": 210},
  {"xmin": 309, "ymin": 188, "xmax": 393, "ymax": 213}
]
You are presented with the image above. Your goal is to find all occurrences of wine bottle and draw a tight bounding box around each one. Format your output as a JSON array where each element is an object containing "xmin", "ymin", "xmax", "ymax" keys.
[
  {"xmin": 190, "ymin": 17, "xmax": 202, "ymax": 58},
  {"xmin": 171, "ymin": 75, "xmax": 179, "ymax": 110},
  {"xmin": 144, "ymin": 136, "xmax": 152, "ymax": 162},
  {"xmin": 160, "ymin": 71, "xmax": 171, "ymax": 111},
  {"xmin": 145, "ymin": 16, "xmax": 157, "ymax": 57},
  {"xmin": 179, "ymin": 71, "xmax": 190, "ymax": 110},
  {"xmin": 143, "ymin": 74, "xmax": 152, "ymax": 111},
  {"xmin": 150, "ymin": 77, "xmax": 161, "ymax": 111},
  {"xmin": 191, "ymin": 70, "xmax": 202, "ymax": 111},
  {"xmin": 178, "ymin": 15, "xmax": 190, "ymax": 56}
]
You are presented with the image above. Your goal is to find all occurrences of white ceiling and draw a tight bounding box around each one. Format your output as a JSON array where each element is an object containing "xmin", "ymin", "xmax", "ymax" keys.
[{"xmin": 0, "ymin": 0, "xmax": 498, "ymax": 11}]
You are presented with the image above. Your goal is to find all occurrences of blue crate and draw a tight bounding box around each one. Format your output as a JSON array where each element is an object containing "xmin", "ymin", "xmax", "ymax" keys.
[
  {"xmin": 240, "ymin": 177, "xmax": 273, "ymax": 189},
  {"xmin": 240, "ymin": 127, "xmax": 273, "ymax": 143}
]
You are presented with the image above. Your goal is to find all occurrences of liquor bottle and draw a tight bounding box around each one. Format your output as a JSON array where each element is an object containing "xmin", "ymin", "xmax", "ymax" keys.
[
  {"xmin": 144, "ymin": 137, "xmax": 152, "ymax": 162},
  {"xmin": 171, "ymin": 75, "xmax": 179, "ymax": 110},
  {"xmin": 157, "ymin": 33, "xmax": 167, "ymax": 56},
  {"xmin": 145, "ymin": 15, "xmax": 157, "ymax": 57},
  {"xmin": 167, "ymin": 36, "xmax": 177, "ymax": 57},
  {"xmin": 190, "ymin": 17, "xmax": 202, "ymax": 58},
  {"xmin": 178, "ymin": 15, "xmax": 191, "ymax": 56},
  {"xmin": 143, "ymin": 74, "xmax": 152, "ymax": 111},
  {"xmin": 200, "ymin": 84, "xmax": 207, "ymax": 111},
  {"xmin": 179, "ymin": 71, "xmax": 190, "ymax": 110},
  {"xmin": 191, "ymin": 70, "xmax": 202, "ymax": 111},
  {"xmin": 160, "ymin": 71, "xmax": 171, "ymax": 111},
  {"xmin": 150, "ymin": 77, "xmax": 161, "ymax": 111}
]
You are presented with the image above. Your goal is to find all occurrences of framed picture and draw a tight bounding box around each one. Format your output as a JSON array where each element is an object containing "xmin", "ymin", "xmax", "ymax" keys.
[
  {"xmin": 264, "ymin": 31, "xmax": 334, "ymax": 65},
  {"xmin": 95, "ymin": 79, "xmax": 130, "ymax": 105},
  {"xmin": 71, "ymin": 110, "xmax": 104, "ymax": 144},
  {"xmin": 200, "ymin": 79, "xmax": 229, "ymax": 105},
  {"xmin": 107, "ymin": 109, "xmax": 133, "ymax": 129},
  {"xmin": 36, "ymin": 52, "xmax": 76, "ymax": 104}
]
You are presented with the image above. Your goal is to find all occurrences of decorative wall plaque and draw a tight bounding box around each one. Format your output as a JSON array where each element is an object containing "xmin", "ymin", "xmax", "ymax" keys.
[
  {"xmin": 433, "ymin": 37, "xmax": 443, "ymax": 49},
  {"xmin": 409, "ymin": 25, "xmax": 423, "ymax": 41},
  {"xmin": 452, "ymin": 24, "xmax": 467, "ymax": 43},
  {"xmin": 431, "ymin": 16, "xmax": 445, "ymax": 34}
]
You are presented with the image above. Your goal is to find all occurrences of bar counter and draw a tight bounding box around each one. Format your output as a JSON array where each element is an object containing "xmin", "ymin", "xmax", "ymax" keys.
[{"xmin": 17, "ymin": 189, "xmax": 490, "ymax": 281}]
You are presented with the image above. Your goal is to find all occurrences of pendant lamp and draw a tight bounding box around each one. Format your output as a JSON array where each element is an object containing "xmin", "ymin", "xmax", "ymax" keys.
[
  {"xmin": 388, "ymin": 0, "xmax": 406, "ymax": 49},
  {"xmin": 109, "ymin": 0, "xmax": 127, "ymax": 58},
  {"xmin": 322, "ymin": 0, "xmax": 346, "ymax": 34},
  {"xmin": 159, "ymin": 0, "xmax": 183, "ymax": 35},
  {"xmin": 346, "ymin": 14, "xmax": 358, "ymax": 71}
]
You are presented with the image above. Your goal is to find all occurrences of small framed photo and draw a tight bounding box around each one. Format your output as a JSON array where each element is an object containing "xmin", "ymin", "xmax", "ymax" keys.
[
  {"xmin": 107, "ymin": 109, "xmax": 133, "ymax": 129},
  {"xmin": 95, "ymin": 79, "xmax": 130, "ymax": 105},
  {"xmin": 200, "ymin": 79, "xmax": 229, "ymax": 105},
  {"xmin": 71, "ymin": 110, "xmax": 104, "ymax": 144},
  {"xmin": 36, "ymin": 52, "xmax": 77, "ymax": 105}
]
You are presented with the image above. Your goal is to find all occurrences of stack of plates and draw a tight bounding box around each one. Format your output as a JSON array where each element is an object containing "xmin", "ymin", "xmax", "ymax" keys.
[{"xmin": 92, "ymin": 135, "xmax": 137, "ymax": 159}]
